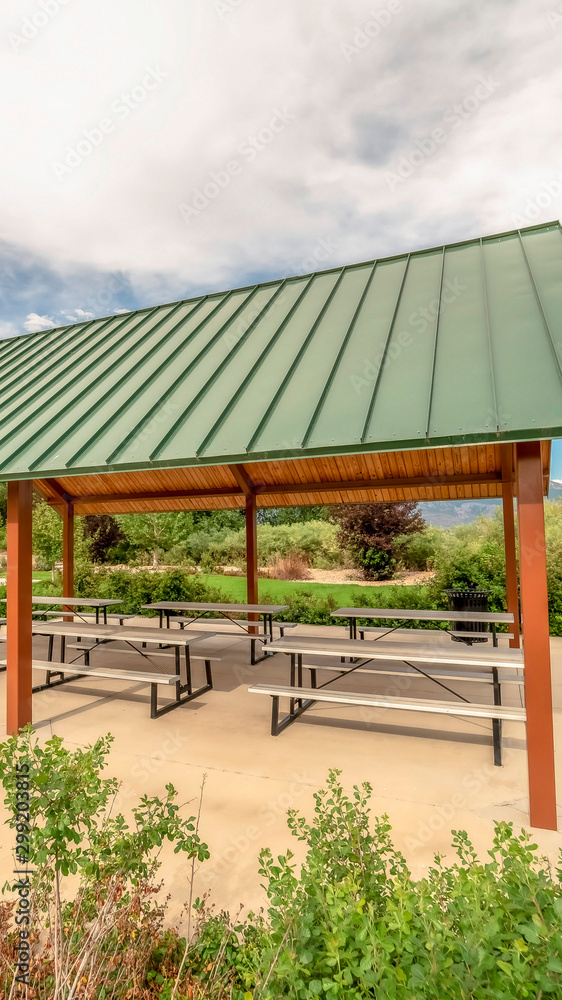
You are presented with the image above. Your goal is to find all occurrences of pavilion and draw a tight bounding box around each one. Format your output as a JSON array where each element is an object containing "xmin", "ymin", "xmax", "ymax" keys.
[{"xmin": 2, "ymin": 220, "xmax": 561, "ymax": 830}]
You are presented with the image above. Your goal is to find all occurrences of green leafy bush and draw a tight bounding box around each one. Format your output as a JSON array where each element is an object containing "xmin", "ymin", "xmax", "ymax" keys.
[
  {"xmin": 266, "ymin": 583, "xmax": 439, "ymax": 627},
  {"xmin": 429, "ymin": 512, "xmax": 507, "ymax": 610},
  {"xmin": 89, "ymin": 566, "xmax": 226, "ymax": 614},
  {"xmin": 0, "ymin": 726, "xmax": 208, "ymax": 998},
  {"xmin": 190, "ymin": 771, "xmax": 562, "ymax": 999},
  {"xmin": 184, "ymin": 521, "xmax": 342, "ymax": 570},
  {"xmin": 395, "ymin": 525, "xmax": 444, "ymax": 571},
  {"xmin": 428, "ymin": 501, "xmax": 562, "ymax": 633},
  {"xmin": 2, "ymin": 749, "xmax": 561, "ymax": 999}
]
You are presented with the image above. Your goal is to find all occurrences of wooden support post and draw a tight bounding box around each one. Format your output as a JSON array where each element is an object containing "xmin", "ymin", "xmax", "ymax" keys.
[
  {"xmin": 502, "ymin": 484, "xmax": 520, "ymax": 649},
  {"xmin": 516, "ymin": 442, "xmax": 557, "ymax": 830},
  {"xmin": 7, "ymin": 481, "xmax": 33, "ymax": 733},
  {"xmin": 62, "ymin": 502, "xmax": 74, "ymax": 619},
  {"xmin": 245, "ymin": 493, "xmax": 258, "ymax": 632},
  {"xmin": 501, "ymin": 445, "xmax": 520, "ymax": 649}
]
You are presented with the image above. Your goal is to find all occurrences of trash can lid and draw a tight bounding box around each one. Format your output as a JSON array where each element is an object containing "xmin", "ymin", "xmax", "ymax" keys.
[{"xmin": 445, "ymin": 588, "xmax": 490, "ymax": 595}]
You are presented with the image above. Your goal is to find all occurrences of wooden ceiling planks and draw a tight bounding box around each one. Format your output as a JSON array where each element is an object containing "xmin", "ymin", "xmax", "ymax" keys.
[{"xmin": 32, "ymin": 441, "xmax": 534, "ymax": 515}]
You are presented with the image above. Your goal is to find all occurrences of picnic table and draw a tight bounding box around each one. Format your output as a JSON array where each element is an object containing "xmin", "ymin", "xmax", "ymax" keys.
[
  {"xmin": 331, "ymin": 607, "xmax": 515, "ymax": 646},
  {"xmin": 141, "ymin": 602, "xmax": 290, "ymax": 664},
  {"xmin": 1, "ymin": 596, "xmax": 124, "ymax": 624},
  {"xmin": 29, "ymin": 621, "xmax": 218, "ymax": 718},
  {"xmin": 250, "ymin": 634, "xmax": 525, "ymax": 764}
]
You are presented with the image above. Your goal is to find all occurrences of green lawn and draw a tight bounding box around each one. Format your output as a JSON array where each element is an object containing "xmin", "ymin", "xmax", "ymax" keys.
[
  {"xmin": 0, "ymin": 571, "xmax": 51, "ymax": 581},
  {"xmin": 199, "ymin": 573, "xmax": 424, "ymax": 605}
]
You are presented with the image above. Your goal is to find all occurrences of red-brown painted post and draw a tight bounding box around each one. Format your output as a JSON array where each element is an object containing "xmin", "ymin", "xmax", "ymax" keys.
[
  {"xmin": 516, "ymin": 441, "xmax": 557, "ymax": 830},
  {"xmin": 245, "ymin": 493, "xmax": 258, "ymax": 632},
  {"xmin": 7, "ymin": 480, "xmax": 33, "ymax": 733},
  {"xmin": 502, "ymin": 482, "xmax": 520, "ymax": 649},
  {"xmin": 62, "ymin": 502, "xmax": 74, "ymax": 619}
]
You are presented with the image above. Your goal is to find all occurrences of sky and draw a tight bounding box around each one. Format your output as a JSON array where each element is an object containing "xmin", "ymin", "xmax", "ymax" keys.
[{"xmin": 1, "ymin": 0, "xmax": 561, "ymax": 470}]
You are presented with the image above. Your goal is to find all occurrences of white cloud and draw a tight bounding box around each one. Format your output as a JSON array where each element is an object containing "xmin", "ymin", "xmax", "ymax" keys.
[
  {"xmin": 0, "ymin": 320, "xmax": 18, "ymax": 339},
  {"xmin": 0, "ymin": 0, "xmax": 561, "ymax": 301},
  {"xmin": 114, "ymin": 308, "xmax": 130, "ymax": 314},
  {"xmin": 62, "ymin": 307, "xmax": 95, "ymax": 323},
  {"xmin": 24, "ymin": 312, "xmax": 55, "ymax": 332}
]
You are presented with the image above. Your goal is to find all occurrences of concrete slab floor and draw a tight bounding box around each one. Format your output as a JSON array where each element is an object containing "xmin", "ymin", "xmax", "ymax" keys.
[{"xmin": 0, "ymin": 622, "xmax": 561, "ymax": 925}]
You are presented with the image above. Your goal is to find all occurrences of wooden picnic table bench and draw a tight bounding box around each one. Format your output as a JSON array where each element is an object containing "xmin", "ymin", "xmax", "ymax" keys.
[
  {"xmin": 2, "ymin": 596, "xmax": 124, "ymax": 624},
  {"xmin": 171, "ymin": 616, "xmax": 297, "ymax": 637},
  {"xmin": 356, "ymin": 626, "xmax": 515, "ymax": 643},
  {"xmin": 252, "ymin": 635, "xmax": 524, "ymax": 764},
  {"xmin": 72, "ymin": 612, "xmax": 136, "ymax": 625},
  {"xmin": 250, "ymin": 683, "xmax": 526, "ymax": 762},
  {"xmin": 142, "ymin": 602, "xmax": 289, "ymax": 664},
  {"xmin": 29, "ymin": 621, "xmax": 218, "ymax": 718},
  {"xmin": 331, "ymin": 607, "xmax": 515, "ymax": 646}
]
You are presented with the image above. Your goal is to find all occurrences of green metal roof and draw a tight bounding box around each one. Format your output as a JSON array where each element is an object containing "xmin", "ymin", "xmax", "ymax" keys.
[{"xmin": 0, "ymin": 221, "xmax": 561, "ymax": 481}]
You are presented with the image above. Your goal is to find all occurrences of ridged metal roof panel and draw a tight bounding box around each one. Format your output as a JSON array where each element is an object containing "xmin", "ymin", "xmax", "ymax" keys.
[{"xmin": 0, "ymin": 222, "xmax": 560, "ymax": 481}]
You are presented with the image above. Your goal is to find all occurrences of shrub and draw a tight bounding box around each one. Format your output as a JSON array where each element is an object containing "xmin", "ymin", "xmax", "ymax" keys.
[
  {"xmin": 183, "ymin": 529, "xmax": 225, "ymax": 565},
  {"xmin": 189, "ymin": 771, "xmax": 562, "ymax": 999},
  {"xmin": 265, "ymin": 552, "xmax": 311, "ymax": 581},
  {"xmin": 429, "ymin": 512, "xmax": 507, "ymax": 608},
  {"xmin": 263, "ymin": 583, "xmax": 439, "ymax": 627},
  {"xmin": 260, "ymin": 522, "xmax": 340, "ymax": 568},
  {"xmin": 330, "ymin": 503, "xmax": 425, "ymax": 580},
  {"xmin": 3, "ymin": 754, "xmax": 562, "ymax": 998},
  {"xmin": 395, "ymin": 525, "xmax": 444, "ymax": 571},
  {"xmin": 88, "ymin": 567, "xmax": 226, "ymax": 614},
  {"xmin": 0, "ymin": 726, "xmax": 208, "ymax": 998},
  {"xmin": 193, "ymin": 522, "xmax": 342, "ymax": 570}
]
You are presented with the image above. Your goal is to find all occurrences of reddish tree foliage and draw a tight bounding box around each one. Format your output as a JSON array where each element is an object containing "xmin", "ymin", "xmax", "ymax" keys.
[
  {"xmin": 330, "ymin": 502, "xmax": 425, "ymax": 579},
  {"xmin": 83, "ymin": 514, "xmax": 125, "ymax": 563}
]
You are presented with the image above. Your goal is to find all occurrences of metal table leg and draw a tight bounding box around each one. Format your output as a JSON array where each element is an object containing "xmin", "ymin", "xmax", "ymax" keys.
[
  {"xmin": 492, "ymin": 666, "xmax": 503, "ymax": 766},
  {"xmin": 150, "ymin": 642, "xmax": 213, "ymax": 719}
]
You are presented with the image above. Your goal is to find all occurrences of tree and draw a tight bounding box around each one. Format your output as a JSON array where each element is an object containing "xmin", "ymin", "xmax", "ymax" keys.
[
  {"xmin": 0, "ymin": 482, "xmax": 7, "ymax": 523},
  {"xmin": 258, "ymin": 505, "xmax": 328, "ymax": 525},
  {"xmin": 31, "ymin": 501, "xmax": 92, "ymax": 571},
  {"xmin": 330, "ymin": 502, "xmax": 425, "ymax": 580},
  {"xmin": 82, "ymin": 514, "xmax": 125, "ymax": 563},
  {"xmin": 115, "ymin": 512, "xmax": 194, "ymax": 568},
  {"xmin": 32, "ymin": 500, "xmax": 63, "ymax": 569},
  {"xmin": 192, "ymin": 509, "xmax": 244, "ymax": 531}
]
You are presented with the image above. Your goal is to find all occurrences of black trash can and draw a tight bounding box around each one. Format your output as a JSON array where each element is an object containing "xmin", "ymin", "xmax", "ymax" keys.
[{"xmin": 445, "ymin": 589, "xmax": 490, "ymax": 644}]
